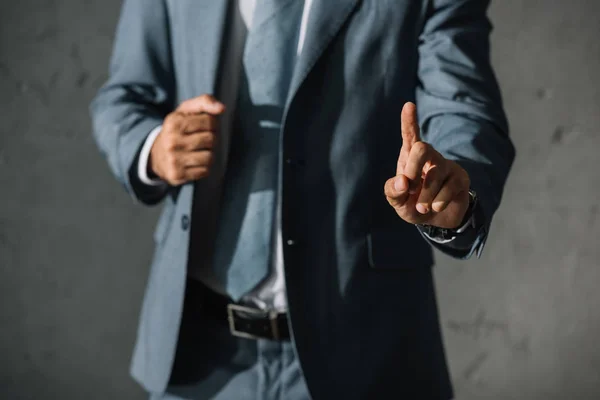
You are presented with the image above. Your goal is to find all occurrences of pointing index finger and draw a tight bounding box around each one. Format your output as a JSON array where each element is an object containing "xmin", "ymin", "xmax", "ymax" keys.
[
  {"xmin": 397, "ymin": 102, "xmax": 421, "ymax": 175},
  {"xmin": 401, "ymin": 102, "xmax": 421, "ymax": 147}
]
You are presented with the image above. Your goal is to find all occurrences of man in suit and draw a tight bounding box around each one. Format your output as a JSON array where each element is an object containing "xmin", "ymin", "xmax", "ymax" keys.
[{"xmin": 90, "ymin": 0, "xmax": 514, "ymax": 398}]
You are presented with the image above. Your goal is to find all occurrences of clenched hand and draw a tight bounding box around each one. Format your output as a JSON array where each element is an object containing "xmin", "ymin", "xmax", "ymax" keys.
[
  {"xmin": 384, "ymin": 102, "xmax": 471, "ymax": 229},
  {"xmin": 149, "ymin": 94, "xmax": 225, "ymax": 186}
]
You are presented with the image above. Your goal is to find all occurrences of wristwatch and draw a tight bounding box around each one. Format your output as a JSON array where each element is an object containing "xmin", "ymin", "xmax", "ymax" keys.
[{"xmin": 417, "ymin": 190, "xmax": 479, "ymax": 243}]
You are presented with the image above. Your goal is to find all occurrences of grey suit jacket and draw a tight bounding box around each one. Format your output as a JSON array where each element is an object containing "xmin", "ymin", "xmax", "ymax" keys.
[{"xmin": 90, "ymin": 0, "xmax": 515, "ymax": 398}]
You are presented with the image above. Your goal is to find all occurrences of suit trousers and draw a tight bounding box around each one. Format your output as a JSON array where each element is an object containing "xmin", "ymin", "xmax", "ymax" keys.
[{"xmin": 148, "ymin": 281, "xmax": 311, "ymax": 400}]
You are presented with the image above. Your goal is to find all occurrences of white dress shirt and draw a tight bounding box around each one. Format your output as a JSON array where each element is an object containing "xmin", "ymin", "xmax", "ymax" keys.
[{"xmin": 137, "ymin": 0, "xmax": 314, "ymax": 312}]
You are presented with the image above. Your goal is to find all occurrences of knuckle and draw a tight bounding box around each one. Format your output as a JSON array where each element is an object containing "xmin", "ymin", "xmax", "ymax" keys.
[
  {"xmin": 386, "ymin": 193, "xmax": 399, "ymax": 206},
  {"xmin": 193, "ymin": 168, "xmax": 209, "ymax": 180},
  {"xmin": 165, "ymin": 170, "xmax": 179, "ymax": 183},
  {"xmin": 207, "ymin": 116, "xmax": 217, "ymax": 131},
  {"xmin": 452, "ymin": 177, "xmax": 464, "ymax": 192},
  {"xmin": 425, "ymin": 166, "xmax": 440, "ymax": 181},
  {"xmin": 450, "ymin": 162, "xmax": 469, "ymax": 185},
  {"xmin": 164, "ymin": 113, "xmax": 182, "ymax": 131},
  {"xmin": 202, "ymin": 114, "xmax": 215, "ymax": 130},
  {"xmin": 164, "ymin": 136, "xmax": 178, "ymax": 152},
  {"xmin": 166, "ymin": 154, "xmax": 179, "ymax": 169},
  {"xmin": 451, "ymin": 170, "xmax": 467, "ymax": 190},
  {"xmin": 197, "ymin": 114, "xmax": 214, "ymax": 131},
  {"xmin": 419, "ymin": 186, "xmax": 433, "ymax": 200},
  {"xmin": 412, "ymin": 141, "xmax": 430, "ymax": 157},
  {"xmin": 204, "ymin": 133, "xmax": 215, "ymax": 148},
  {"xmin": 164, "ymin": 113, "xmax": 176, "ymax": 127},
  {"xmin": 384, "ymin": 178, "xmax": 395, "ymax": 196},
  {"xmin": 461, "ymin": 170, "xmax": 471, "ymax": 187},
  {"xmin": 397, "ymin": 159, "xmax": 406, "ymax": 172},
  {"xmin": 187, "ymin": 137, "xmax": 200, "ymax": 151},
  {"xmin": 198, "ymin": 94, "xmax": 215, "ymax": 107}
]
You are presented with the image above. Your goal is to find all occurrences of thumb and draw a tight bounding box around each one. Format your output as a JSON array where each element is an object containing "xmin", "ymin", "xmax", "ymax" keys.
[
  {"xmin": 177, "ymin": 94, "xmax": 226, "ymax": 115},
  {"xmin": 384, "ymin": 174, "xmax": 410, "ymax": 208},
  {"xmin": 401, "ymin": 102, "xmax": 421, "ymax": 148}
]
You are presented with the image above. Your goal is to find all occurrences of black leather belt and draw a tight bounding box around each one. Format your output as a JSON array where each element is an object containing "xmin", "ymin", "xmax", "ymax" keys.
[{"xmin": 185, "ymin": 278, "xmax": 290, "ymax": 341}]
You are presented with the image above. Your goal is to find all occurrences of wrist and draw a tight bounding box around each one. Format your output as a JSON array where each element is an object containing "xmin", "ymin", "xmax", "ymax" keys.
[
  {"xmin": 147, "ymin": 149, "xmax": 160, "ymax": 180},
  {"xmin": 418, "ymin": 190, "xmax": 478, "ymax": 241},
  {"xmin": 137, "ymin": 125, "xmax": 166, "ymax": 186},
  {"xmin": 455, "ymin": 190, "xmax": 477, "ymax": 232}
]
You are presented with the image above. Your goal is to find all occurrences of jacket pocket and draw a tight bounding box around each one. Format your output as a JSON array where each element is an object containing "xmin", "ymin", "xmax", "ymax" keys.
[{"xmin": 366, "ymin": 229, "xmax": 434, "ymax": 269}]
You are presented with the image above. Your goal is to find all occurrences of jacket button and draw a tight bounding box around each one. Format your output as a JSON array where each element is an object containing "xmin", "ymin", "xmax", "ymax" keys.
[{"xmin": 181, "ymin": 215, "xmax": 190, "ymax": 231}]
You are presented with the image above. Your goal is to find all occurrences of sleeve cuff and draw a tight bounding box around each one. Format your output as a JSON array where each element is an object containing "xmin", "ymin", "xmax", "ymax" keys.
[
  {"xmin": 418, "ymin": 224, "xmax": 487, "ymax": 260},
  {"xmin": 416, "ymin": 197, "xmax": 488, "ymax": 260},
  {"xmin": 137, "ymin": 125, "xmax": 166, "ymax": 186}
]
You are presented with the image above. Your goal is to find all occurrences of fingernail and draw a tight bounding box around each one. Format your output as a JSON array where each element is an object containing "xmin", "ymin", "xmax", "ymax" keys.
[
  {"xmin": 432, "ymin": 201, "xmax": 446, "ymax": 212},
  {"xmin": 394, "ymin": 177, "xmax": 406, "ymax": 192},
  {"xmin": 416, "ymin": 203, "xmax": 429, "ymax": 214}
]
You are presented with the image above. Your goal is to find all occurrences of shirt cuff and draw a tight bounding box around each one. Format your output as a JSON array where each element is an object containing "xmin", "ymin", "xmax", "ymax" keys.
[{"xmin": 137, "ymin": 125, "xmax": 165, "ymax": 186}]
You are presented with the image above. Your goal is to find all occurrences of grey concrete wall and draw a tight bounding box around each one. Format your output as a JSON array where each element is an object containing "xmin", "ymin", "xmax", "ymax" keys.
[{"xmin": 0, "ymin": 0, "xmax": 598, "ymax": 399}]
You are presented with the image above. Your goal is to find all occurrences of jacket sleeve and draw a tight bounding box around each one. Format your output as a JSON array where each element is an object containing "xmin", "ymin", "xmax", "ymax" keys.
[
  {"xmin": 89, "ymin": 0, "xmax": 175, "ymax": 205},
  {"xmin": 416, "ymin": 0, "xmax": 516, "ymax": 258}
]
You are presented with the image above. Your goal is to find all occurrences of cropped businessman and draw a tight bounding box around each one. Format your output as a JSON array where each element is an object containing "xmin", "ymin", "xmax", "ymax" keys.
[{"xmin": 90, "ymin": 0, "xmax": 514, "ymax": 399}]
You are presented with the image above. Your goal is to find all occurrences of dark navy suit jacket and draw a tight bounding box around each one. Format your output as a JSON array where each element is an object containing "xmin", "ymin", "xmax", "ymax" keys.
[{"xmin": 90, "ymin": 0, "xmax": 515, "ymax": 398}]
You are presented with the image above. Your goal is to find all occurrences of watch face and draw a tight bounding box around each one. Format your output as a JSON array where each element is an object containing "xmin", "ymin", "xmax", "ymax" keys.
[{"xmin": 422, "ymin": 225, "xmax": 457, "ymax": 243}]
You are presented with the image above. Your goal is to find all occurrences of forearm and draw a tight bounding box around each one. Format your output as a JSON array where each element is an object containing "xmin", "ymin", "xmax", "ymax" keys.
[
  {"xmin": 414, "ymin": 0, "xmax": 515, "ymax": 258},
  {"xmin": 89, "ymin": 0, "xmax": 174, "ymax": 205},
  {"xmin": 414, "ymin": 113, "xmax": 514, "ymax": 259},
  {"xmin": 417, "ymin": 186, "xmax": 488, "ymax": 259},
  {"xmin": 422, "ymin": 114, "xmax": 514, "ymax": 228}
]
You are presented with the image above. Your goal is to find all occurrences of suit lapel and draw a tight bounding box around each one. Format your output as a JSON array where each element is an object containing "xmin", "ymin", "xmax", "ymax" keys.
[
  {"xmin": 177, "ymin": 0, "xmax": 229, "ymax": 95},
  {"xmin": 202, "ymin": 0, "xmax": 229, "ymax": 94},
  {"xmin": 286, "ymin": 0, "xmax": 361, "ymax": 108},
  {"xmin": 182, "ymin": 1, "xmax": 229, "ymax": 224}
]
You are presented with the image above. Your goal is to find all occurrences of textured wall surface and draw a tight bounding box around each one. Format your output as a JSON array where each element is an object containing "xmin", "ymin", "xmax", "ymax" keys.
[{"xmin": 1, "ymin": 0, "xmax": 599, "ymax": 399}]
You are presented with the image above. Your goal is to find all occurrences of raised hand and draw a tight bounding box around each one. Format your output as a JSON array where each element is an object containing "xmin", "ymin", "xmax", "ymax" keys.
[
  {"xmin": 149, "ymin": 95, "xmax": 225, "ymax": 186},
  {"xmin": 384, "ymin": 102, "xmax": 471, "ymax": 229}
]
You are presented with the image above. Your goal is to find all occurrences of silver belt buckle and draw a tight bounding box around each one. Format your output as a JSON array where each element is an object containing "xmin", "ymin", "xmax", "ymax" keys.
[{"xmin": 227, "ymin": 304, "xmax": 280, "ymax": 340}]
